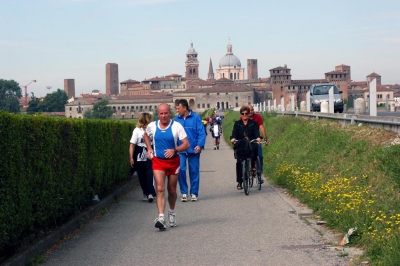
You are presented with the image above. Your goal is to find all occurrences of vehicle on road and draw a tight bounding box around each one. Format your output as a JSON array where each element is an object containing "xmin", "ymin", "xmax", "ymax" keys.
[{"xmin": 310, "ymin": 83, "xmax": 344, "ymax": 113}]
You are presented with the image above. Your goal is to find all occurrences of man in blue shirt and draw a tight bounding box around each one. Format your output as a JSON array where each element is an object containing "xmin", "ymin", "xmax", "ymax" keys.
[{"xmin": 175, "ymin": 99, "xmax": 206, "ymax": 202}]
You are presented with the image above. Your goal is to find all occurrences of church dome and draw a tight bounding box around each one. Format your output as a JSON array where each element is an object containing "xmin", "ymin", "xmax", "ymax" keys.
[
  {"xmin": 219, "ymin": 54, "xmax": 241, "ymax": 67},
  {"xmin": 187, "ymin": 42, "xmax": 196, "ymax": 54},
  {"xmin": 218, "ymin": 40, "xmax": 241, "ymax": 67}
]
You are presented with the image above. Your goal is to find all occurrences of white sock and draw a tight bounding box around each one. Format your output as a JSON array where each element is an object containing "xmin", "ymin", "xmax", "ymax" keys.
[
  {"xmin": 159, "ymin": 214, "xmax": 164, "ymax": 219},
  {"xmin": 168, "ymin": 209, "xmax": 175, "ymax": 214}
]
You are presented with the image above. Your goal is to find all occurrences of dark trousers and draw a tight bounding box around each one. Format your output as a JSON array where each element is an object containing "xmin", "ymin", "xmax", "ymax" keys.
[{"xmin": 135, "ymin": 160, "xmax": 156, "ymax": 197}]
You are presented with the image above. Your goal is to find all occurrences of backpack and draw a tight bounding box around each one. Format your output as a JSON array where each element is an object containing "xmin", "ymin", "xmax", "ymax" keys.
[{"xmin": 233, "ymin": 138, "xmax": 253, "ymax": 159}]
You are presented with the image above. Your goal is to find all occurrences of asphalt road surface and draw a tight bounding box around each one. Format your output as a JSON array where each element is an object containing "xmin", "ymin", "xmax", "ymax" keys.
[{"xmin": 42, "ymin": 130, "xmax": 359, "ymax": 266}]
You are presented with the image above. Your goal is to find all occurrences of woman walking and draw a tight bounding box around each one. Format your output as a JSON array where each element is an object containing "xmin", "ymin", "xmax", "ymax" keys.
[{"xmin": 129, "ymin": 112, "xmax": 156, "ymax": 202}]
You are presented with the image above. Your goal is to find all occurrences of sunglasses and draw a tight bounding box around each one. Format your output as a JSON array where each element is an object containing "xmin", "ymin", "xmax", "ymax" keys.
[{"xmin": 241, "ymin": 112, "xmax": 249, "ymax": 115}]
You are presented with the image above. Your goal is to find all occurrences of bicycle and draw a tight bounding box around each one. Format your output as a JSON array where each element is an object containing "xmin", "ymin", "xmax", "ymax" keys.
[{"xmin": 234, "ymin": 139, "xmax": 260, "ymax": 195}]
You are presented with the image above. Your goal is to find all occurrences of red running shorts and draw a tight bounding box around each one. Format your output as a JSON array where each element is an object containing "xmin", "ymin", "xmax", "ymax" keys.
[{"xmin": 152, "ymin": 156, "xmax": 180, "ymax": 176}]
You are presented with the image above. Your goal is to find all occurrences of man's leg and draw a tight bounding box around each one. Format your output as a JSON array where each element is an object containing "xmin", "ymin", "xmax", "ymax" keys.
[
  {"xmin": 167, "ymin": 174, "xmax": 178, "ymax": 210},
  {"xmin": 178, "ymin": 153, "xmax": 188, "ymax": 196},
  {"xmin": 153, "ymin": 170, "xmax": 166, "ymax": 215},
  {"xmin": 188, "ymin": 153, "xmax": 200, "ymax": 198}
]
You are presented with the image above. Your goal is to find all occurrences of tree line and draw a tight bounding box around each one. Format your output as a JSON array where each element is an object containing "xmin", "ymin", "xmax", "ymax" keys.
[{"xmin": 0, "ymin": 79, "xmax": 112, "ymax": 119}]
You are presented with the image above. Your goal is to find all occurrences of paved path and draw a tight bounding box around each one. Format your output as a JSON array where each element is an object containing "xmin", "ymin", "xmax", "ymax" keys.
[{"xmin": 43, "ymin": 132, "xmax": 353, "ymax": 266}]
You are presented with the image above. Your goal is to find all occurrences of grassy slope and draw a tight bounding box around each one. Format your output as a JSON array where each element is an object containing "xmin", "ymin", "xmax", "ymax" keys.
[{"xmin": 222, "ymin": 111, "xmax": 400, "ymax": 265}]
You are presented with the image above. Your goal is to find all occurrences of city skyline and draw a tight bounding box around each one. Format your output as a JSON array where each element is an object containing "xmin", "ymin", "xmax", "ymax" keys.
[{"xmin": 1, "ymin": 0, "xmax": 400, "ymax": 97}]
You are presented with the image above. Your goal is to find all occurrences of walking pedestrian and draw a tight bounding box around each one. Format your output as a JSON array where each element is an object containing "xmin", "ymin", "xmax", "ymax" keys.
[
  {"xmin": 210, "ymin": 119, "xmax": 222, "ymax": 150},
  {"xmin": 174, "ymin": 99, "xmax": 206, "ymax": 202},
  {"xmin": 144, "ymin": 104, "xmax": 190, "ymax": 230},
  {"xmin": 129, "ymin": 112, "xmax": 156, "ymax": 202}
]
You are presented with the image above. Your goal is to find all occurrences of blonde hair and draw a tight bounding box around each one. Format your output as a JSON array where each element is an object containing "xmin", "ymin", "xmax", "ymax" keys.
[{"xmin": 136, "ymin": 112, "xmax": 152, "ymax": 128}]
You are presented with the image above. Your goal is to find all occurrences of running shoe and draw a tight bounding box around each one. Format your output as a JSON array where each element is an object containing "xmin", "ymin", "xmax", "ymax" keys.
[
  {"xmin": 191, "ymin": 194, "xmax": 197, "ymax": 202},
  {"xmin": 181, "ymin": 194, "xmax": 188, "ymax": 202},
  {"xmin": 143, "ymin": 194, "xmax": 148, "ymax": 202},
  {"xmin": 168, "ymin": 212, "xmax": 176, "ymax": 227},
  {"xmin": 154, "ymin": 217, "xmax": 167, "ymax": 230},
  {"xmin": 148, "ymin": 194, "xmax": 154, "ymax": 203},
  {"xmin": 217, "ymin": 145, "xmax": 219, "ymax": 150}
]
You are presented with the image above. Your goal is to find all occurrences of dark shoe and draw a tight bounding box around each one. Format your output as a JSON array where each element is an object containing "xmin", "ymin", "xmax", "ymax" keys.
[
  {"xmin": 217, "ymin": 145, "xmax": 219, "ymax": 150},
  {"xmin": 237, "ymin": 183, "xmax": 243, "ymax": 190}
]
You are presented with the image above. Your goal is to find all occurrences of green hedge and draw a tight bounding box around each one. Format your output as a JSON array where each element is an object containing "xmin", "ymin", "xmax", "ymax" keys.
[{"xmin": 0, "ymin": 112, "xmax": 135, "ymax": 258}]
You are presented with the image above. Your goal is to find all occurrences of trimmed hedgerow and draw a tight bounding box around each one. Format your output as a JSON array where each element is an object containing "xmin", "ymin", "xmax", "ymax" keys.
[{"xmin": 0, "ymin": 112, "xmax": 135, "ymax": 260}]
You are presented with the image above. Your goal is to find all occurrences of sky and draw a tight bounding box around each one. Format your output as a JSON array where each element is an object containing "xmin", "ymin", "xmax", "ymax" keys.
[{"xmin": 1, "ymin": 0, "xmax": 400, "ymax": 97}]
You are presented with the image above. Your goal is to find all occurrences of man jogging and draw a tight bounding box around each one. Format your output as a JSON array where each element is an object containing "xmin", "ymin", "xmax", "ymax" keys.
[{"xmin": 144, "ymin": 104, "xmax": 189, "ymax": 230}]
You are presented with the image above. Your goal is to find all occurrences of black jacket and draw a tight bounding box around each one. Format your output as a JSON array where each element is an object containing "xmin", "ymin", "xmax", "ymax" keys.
[{"xmin": 231, "ymin": 119, "xmax": 260, "ymax": 141}]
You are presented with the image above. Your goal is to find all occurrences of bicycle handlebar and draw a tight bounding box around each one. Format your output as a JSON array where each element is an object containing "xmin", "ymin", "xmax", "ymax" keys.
[{"xmin": 233, "ymin": 139, "xmax": 266, "ymax": 144}]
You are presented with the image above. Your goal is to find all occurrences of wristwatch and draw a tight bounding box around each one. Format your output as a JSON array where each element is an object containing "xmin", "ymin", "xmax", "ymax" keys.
[{"xmin": 173, "ymin": 148, "xmax": 178, "ymax": 155}]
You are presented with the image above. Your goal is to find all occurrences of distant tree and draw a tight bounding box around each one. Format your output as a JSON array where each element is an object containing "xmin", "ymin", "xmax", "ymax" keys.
[
  {"xmin": 84, "ymin": 100, "xmax": 113, "ymax": 119},
  {"xmin": 26, "ymin": 92, "xmax": 41, "ymax": 114},
  {"xmin": 0, "ymin": 79, "xmax": 22, "ymax": 113},
  {"xmin": 37, "ymin": 89, "xmax": 68, "ymax": 112}
]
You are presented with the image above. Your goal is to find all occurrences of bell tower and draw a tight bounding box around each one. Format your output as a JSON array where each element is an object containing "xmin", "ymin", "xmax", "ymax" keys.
[{"xmin": 185, "ymin": 42, "xmax": 199, "ymax": 89}]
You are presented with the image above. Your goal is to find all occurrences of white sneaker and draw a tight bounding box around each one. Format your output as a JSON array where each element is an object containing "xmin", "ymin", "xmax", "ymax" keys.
[
  {"xmin": 191, "ymin": 194, "xmax": 197, "ymax": 202},
  {"xmin": 168, "ymin": 212, "xmax": 176, "ymax": 227},
  {"xmin": 154, "ymin": 216, "xmax": 166, "ymax": 230},
  {"xmin": 148, "ymin": 194, "xmax": 154, "ymax": 203},
  {"xmin": 181, "ymin": 194, "xmax": 187, "ymax": 202},
  {"xmin": 143, "ymin": 194, "xmax": 148, "ymax": 202}
]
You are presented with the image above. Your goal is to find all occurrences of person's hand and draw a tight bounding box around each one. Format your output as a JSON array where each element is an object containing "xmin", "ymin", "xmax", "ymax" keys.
[
  {"xmin": 231, "ymin": 138, "xmax": 236, "ymax": 143},
  {"xmin": 194, "ymin": 146, "xmax": 201, "ymax": 154},
  {"xmin": 264, "ymin": 139, "xmax": 269, "ymax": 146},
  {"xmin": 147, "ymin": 150, "xmax": 154, "ymax": 160},
  {"xmin": 256, "ymin": 137, "xmax": 261, "ymax": 144},
  {"xmin": 130, "ymin": 158, "xmax": 135, "ymax": 168},
  {"xmin": 164, "ymin": 149, "xmax": 175, "ymax": 159}
]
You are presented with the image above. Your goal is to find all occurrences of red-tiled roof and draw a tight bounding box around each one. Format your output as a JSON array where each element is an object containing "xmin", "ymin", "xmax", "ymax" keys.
[
  {"xmin": 120, "ymin": 79, "xmax": 140, "ymax": 83},
  {"xmin": 367, "ymin": 72, "xmax": 381, "ymax": 77},
  {"xmin": 166, "ymin": 74, "xmax": 182, "ymax": 77},
  {"xmin": 377, "ymin": 85, "xmax": 392, "ymax": 91}
]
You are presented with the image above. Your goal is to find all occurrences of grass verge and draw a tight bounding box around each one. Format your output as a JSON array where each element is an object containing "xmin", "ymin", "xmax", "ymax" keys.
[{"xmin": 222, "ymin": 111, "xmax": 400, "ymax": 265}]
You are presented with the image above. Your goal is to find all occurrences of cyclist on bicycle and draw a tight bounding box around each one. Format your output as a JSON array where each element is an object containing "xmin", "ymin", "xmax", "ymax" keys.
[{"xmin": 230, "ymin": 106, "xmax": 260, "ymax": 190}]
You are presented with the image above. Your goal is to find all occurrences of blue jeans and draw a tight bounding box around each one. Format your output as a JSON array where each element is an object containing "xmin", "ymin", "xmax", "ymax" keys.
[
  {"xmin": 258, "ymin": 144, "xmax": 263, "ymax": 173},
  {"xmin": 178, "ymin": 153, "xmax": 200, "ymax": 197}
]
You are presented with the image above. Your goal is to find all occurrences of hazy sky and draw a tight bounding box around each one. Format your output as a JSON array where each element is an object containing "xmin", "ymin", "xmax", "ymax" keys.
[{"xmin": 1, "ymin": 0, "xmax": 400, "ymax": 97}]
